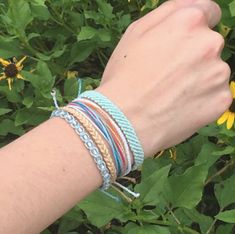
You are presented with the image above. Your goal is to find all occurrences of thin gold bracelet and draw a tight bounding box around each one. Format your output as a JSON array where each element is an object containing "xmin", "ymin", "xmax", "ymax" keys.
[{"xmin": 61, "ymin": 106, "xmax": 117, "ymax": 181}]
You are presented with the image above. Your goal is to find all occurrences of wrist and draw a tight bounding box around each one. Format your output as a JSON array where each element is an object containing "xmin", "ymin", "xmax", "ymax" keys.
[{"xmin": 95, "ymin": 82, "xmax": 165, "ymax": 158}]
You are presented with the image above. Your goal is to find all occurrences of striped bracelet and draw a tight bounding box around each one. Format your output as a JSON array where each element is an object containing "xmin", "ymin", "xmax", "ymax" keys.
[
  {"xmin": 69, "ymin": 98, "xmax": 133, "ymax": 176},
  {"xmin": 68, "ymin": 100, "xmax": 124, "ymax": 176},
  {"xmin": 78, "ymin": 90, "xmax": 145, "ymax": 170},
  {"xmin": 61, "ymin": 106, "xmax": 117, "ymax": 181},
  {"xmin": 50, "ymin": 109, "xmax": 111, "ymax": 190}
]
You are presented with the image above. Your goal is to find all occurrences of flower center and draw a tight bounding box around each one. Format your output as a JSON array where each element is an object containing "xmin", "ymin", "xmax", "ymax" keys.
[
  {"xmin": 4, "ymin": 63, "xmax": 18, "ymax": 78},
  {"xmin": 229, "ymin": 99, "xmax": 235, "ymax": 112}
]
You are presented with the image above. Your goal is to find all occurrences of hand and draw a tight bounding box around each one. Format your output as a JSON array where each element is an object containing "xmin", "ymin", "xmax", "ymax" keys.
[{"xmin": 96, "ymin": 0, "xmax": 232, "ymax": 157}]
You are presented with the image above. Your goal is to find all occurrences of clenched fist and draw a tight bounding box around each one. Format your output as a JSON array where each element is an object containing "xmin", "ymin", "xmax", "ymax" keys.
[{"xmin": 96, "ymin": 0, "xmax": 232, "ymax": 157}]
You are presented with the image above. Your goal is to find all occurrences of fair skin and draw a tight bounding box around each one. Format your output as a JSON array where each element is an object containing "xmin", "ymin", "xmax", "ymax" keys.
[{"xmin": 0, "ymin": 0, "xmax": 231, "ymax": 233}]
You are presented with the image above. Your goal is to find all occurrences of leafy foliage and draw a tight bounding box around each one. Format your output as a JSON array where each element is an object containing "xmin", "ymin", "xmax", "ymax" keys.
[{"xmin": 0, "ymin": 0, "xmax": 235, "ymax": 233}]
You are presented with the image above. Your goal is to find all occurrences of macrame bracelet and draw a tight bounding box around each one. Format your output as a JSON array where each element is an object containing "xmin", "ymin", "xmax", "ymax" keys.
[
  {"xmin": 61, "ymin": 106, "xmax": 117, "ymax": 181},
  {"xmin": 78, "ymin": 90, "xmax": 145, "ymax": 170},
  {"xmin": 67, "ymin": 101, "xmax": 123, "ymax": 175},
  {"xmin": 50, "ymin": 109, "xmax": 111, "ymax": 190},
  {"xmin": 70, "ymin": 98, "xmax": 133, "ymax": 176}
]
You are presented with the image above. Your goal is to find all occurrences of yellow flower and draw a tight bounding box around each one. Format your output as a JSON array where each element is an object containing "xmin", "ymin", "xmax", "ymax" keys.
[
  {"xmin": 0, "ymin": 56, "xmax": 27, "ymax": 90},
  {"xmin": 67, "ymin": 70, "xmax": 78, "ymax": 79},
  {"xmin": 217, "ymin": 81, "xmax": 235, "ymax": 129}
]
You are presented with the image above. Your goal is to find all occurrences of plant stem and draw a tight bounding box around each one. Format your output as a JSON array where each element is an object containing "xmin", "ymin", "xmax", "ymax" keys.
[
  {"xmin": 206, "ymin": 208, "xmax": 223, "ymax": 234},
  {"xmin": 144, "ymin": 219, "xmax": 200, "ymax": 234},
  {"xmin": 167, "ymin": 204, "xmax": 181, "ymax": 225},
  {"xmin": 111, "ymin": 185, "xmax": 133, "ymax": 203},
  {"xmin": 96, "ymin": 51, "xmax": 106, "ymax": 69},
  {"xmin": 143, "ymin": 219, "xmax": 171, "ymax": 226},
  {"xmin": 205, "ymin": 159, "xmax": 234, "ymax": 186},
  {"xmin": 181, "ymin": 226, "xmax": 200, "ymax": 234}
]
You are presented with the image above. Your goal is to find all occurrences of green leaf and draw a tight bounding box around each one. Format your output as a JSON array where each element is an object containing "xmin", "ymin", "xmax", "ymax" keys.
[
  {"xmin": 64, "ymin": 78, "xmax": 79, "ymax": 101},
  {"xmin": 167, "ymin": 164, "xmax": 208, "ymax": 209},
  {"xmin": 22, "ymin": 95, "xmax": 34, "ymax": 108},
  {"xmin": 215, "ymin": 174, "xmax": 235, "ymax": 209},
  {"xmin": 183, "ymin": 209, "xmax": 213, "ymax": 233},
  {"xmin": 0, "ymin": 36, "xmax": 23, "ymax": 58},
  {"xmin": 198, "ymin": 124, "xmax": 220, "ymax": 137},
  {"xmin": 216, "ymin": 224, "xmax": 234, "ymax": 234},
  {"xmin": 215, "ymin": 209, "xmax": 235, "ymax": 223},
  {"xmin": 40, "ymin": 230, "xmax": 52, "ymax": 234},
  {"xmin": 8, "ymin": 0, "xmax": 33, "ymax": 35},
  {"xmin": 58, "ymin": 219, "xmax": 79, "ymax": 234},
  {"xmin": 124, "ymin": 224, "xmax": 170, "ymax": 234},
  {"xmin": 135, "ymin": 164, "xmax": 171, "ymax": 206},
  {"xmin": 195, "ymin": 143, "xmax": 222, "ymax": 168},
  {"xmin": 229, "ymin": 0, "xmax": 235, "ymax": 17},
  {"xmin": 0, "ymin": 119, "xmax": 24, "ymax": 136},
  {"xmin": 23, "ymin": 62, "xmax": 55, "ymax": 95},
  {"xmin": 140, "ymin": 158, "xmax": 162, "ymax": 180},
  {"xmin": 98, "ymin": 29, "xmax": 112, "ymax": 42},
  {"xmin": 70, "ymin": 41, "xmax": 94, "ymax": 63},
  {"xmin": 15, "ymin": 108, "xmax": 49, "ymax": 126},
  {"xmin": 77, "ymin": 26, "xmax": 97, "ymax": 41},
  {"xmin": 96, "ymin": 0, "xmax": 114, "ymax": 20},
  {"xmin": 212, "ymin": 146, "xmax": 235, "ymax": 156},
  {"xmin": 0, "ymin": 108, "xmax": 12, "ymax": 116},
  {"xmin": 30, "ymin": 0, "xmax": 50, "ymax": 21},
  {"xmin": 78, "ymin": 190, "xmax": 131, "ymax": 227},
  {"xmin": 0, "ymin": 86, "xmax": 23, "ymax": 103}
]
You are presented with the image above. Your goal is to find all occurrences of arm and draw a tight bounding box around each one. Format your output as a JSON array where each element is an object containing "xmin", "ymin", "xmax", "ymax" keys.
[
  {"xmin": 0, "ymin": 0, "xmax": 230, "ymax": 233},
  {"xmin": 0, "ymin": 117, "xmax": 102, "ymax": 233}
]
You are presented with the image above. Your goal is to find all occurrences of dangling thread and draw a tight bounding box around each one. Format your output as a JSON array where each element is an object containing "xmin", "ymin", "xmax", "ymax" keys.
[
  {"xmin": 114, "ymin": 182, "xmax": 140, "ymax": 198},
  {"xmin": 77, "ymin": 78, "xmax": 83, "ymax": 97},
  {"xmin": 101, "ymin": 190, "xmax": 121, "ymax": 202},
  {"xmin": 51, "ymin": 89, "xmax": 59, "ymax": 109}
]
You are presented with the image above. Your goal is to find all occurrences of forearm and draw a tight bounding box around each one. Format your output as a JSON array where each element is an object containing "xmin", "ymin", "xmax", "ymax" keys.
[{"xmin": 0, "ymin": 117, "xmax": 102, "ymax": 234}]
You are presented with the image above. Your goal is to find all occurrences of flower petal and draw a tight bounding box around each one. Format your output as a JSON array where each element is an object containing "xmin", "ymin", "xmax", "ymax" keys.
[
  {"xmin": 16, "ymin": 73, "xmax": 25, "ymax": 80},
  {"xmin": 0, "ymin": 58, "xmax": 10, "ymax": 67},
  {"xmin": 230, "ymin": 81, "xmax": 235, "ymax": 98},
  {"xmin": 16, "ymin": 56, "xmax": 27, "ymax": 68},
  {"xmin": 217, "ymin": 111, "xmax": 229, "ymax": 125},
  {"xmin": 7, "ymin": 78, "xmax": 13, "ymax": 90},
  {"xmin": 227, "ymin": 112, "xmax": 235, "ymax": 129},
  {"xmin": 0, "ymin": 74, "xmax": 6, "ymax": 80}
]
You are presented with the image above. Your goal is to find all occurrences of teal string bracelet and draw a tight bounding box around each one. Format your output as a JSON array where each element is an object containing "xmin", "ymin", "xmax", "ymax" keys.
[{"xmin": 78, "ymin": 90, "xmax": 144, "ymax": 170}]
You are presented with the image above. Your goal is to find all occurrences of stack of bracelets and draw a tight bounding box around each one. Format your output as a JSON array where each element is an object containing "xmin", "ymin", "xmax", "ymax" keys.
[{"xmin": 50, "ymin": 88, "xmax": 144, "ymax": 198}]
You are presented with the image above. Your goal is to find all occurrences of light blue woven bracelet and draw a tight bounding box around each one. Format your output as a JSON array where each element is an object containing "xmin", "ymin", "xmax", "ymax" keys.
[
  {"xmin": 78, "ymin": 90, "xmax": 144, "ymax": 170},
  {"xmin": 50, "ymin": 109, "xmax": 111, "ymax": 190}
]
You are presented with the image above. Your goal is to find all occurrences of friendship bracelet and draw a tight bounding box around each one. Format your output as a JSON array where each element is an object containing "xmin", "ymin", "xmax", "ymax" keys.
[
  {"xmin": 68, "ymin": 101, "xmax": 124, "ymax": 176},
  {"xmin": 78, "ymin": 91, "xmax": 144, "ymax": 170},
  {"xmin": 50, "ymin": 88, "xmax": 141, "ymax": 199},
  {"xmin": 74, "ymin": 98, "xmax": 133, "ymax": 175},
  {"xmin": 62, "ymin": 106, "xmax": 117, "ymax": 181},
  {"xmin": 50, "ymin": 109, "xmax": 111, "ymax": 190}
]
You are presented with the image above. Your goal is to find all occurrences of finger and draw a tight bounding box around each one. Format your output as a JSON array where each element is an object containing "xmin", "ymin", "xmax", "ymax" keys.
[
  {"xmin": 191, "ymin": 0, "xmax": 222, "ymax": 28},
  {"xmin": 139, "ymin": 0, "xmax": 202, "ymax": 30}
]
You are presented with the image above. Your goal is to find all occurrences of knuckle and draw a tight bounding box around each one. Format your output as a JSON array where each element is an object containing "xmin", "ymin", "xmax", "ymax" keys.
[
  {"xmin": 219, "ymin": 91, "xmax": 233, "ymax": 112},
  {"xmin": 213, "ymin": 63, "xmax": 231, "ymax": 86},
  {"xmin": 219, "ymin": 62, "xmax": 231, "ymax": 79},
  {"xmin": 202, "ymin": 33, "xmax": 226, "ymax": 58},
  {"xmin": 212, "ymin": 32, "xmax": 225, "ymax": 51},
  {"xmin": 213, "ymin": 1, "xmax": 222, "ymax": 21},
  {"xmin": 180, "ymin": 7, "xmax": 207, "ymax": 29}
]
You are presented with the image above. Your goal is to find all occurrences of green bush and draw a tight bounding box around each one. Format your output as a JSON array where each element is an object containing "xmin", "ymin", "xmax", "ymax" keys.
[{"xmin": 0, "ymin": 0, "xmax": 235, "ymax": 233}]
